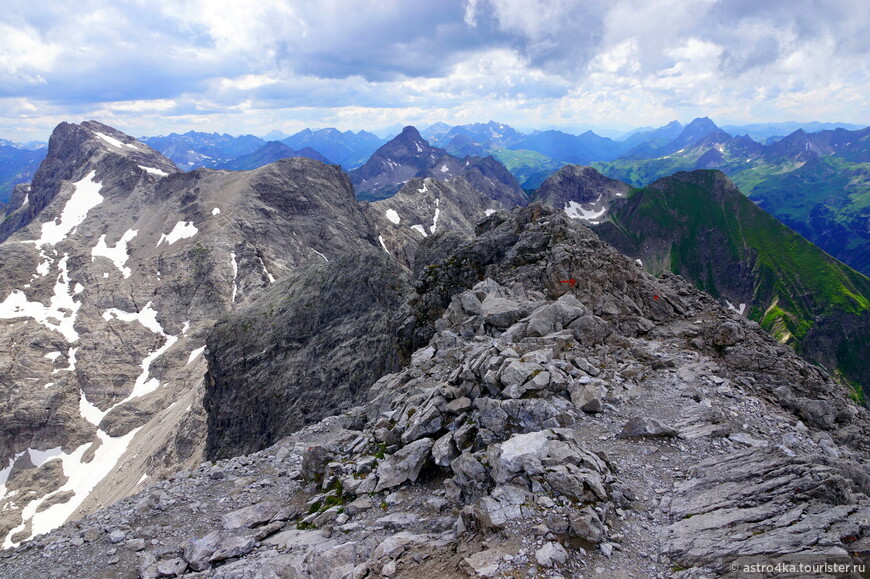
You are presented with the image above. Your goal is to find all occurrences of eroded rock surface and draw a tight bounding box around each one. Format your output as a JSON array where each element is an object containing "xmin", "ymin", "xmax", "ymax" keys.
[{"xmin": 1, "ymin": 205, "xmax": 867, "ymax": 578}]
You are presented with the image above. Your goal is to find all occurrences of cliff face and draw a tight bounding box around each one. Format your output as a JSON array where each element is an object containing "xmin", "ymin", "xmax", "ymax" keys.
[
  {"xmin": 204, "ymin": 251, "xmax": 411, "ymax": 460},
  {"xmin": 0, "ymin": 122, "xmax": 385, "ymax": 547}
]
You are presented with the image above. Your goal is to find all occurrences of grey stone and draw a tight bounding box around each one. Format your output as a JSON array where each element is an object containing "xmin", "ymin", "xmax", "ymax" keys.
[
  {"xmin": 374, "ymin": 437, "xmax": 434, "ymax": 492},
  {"xmin": 618, "ymin": 416, "xmax": 678, "ymax": 438},
  {"xmin": 535, "ymin": 542, "xmax": 567, "ymax": 567},
  {"xmin": 445, "ymin": 397, "xmax": 472, "ymax": 414},
  {"xmin": 400, "ymin": 405, "xmax": 443, "ymax": 444},
  {"xmin": 183, "ymin": 531, "xmax": 223, "ymax": 571},
  {"xmin": 474, "ymin": 485, "xmax": 533, "ymax": 529},
  {"xmin": 222, "ymin": 501, "xmax": 280, "ymax": 529},
  {"xmin": 480, "ymin": 295, "xmax": 525, "ymax": 328},
  {"xmin": 464, "ymin": 549, "xmax": 504, "ymax": 577},
  {"xmin": 301, "ymin": 446, "xmax": 333, "ymax": 481},
  {"xmin": 569, "ymin": 381, "xmax": 604, "ymax": 413},
  {"xmin": 711, "ymin": 321, "xmax": 743, "ymax": 346},
  {"xmin": 728, "ymin": 432, "xmax": 769, "ymax": 448},
  {"xmin": 209, "ymin": 535, "xmax": 256, "ymax": 563},
  {"xmin": 570, "ymin": 506, "xmax": 605, "ymax": 543},
  {"xmin": 448, "ymin": 452, "xmax": 491, "ymax": 502},
  {"xmin": 432, "ymin": 432, "xmax": 459, "ymax": 467},
  {"xmin": 156, "ymin": 557, "xmax": 188, "ymax": 577}
]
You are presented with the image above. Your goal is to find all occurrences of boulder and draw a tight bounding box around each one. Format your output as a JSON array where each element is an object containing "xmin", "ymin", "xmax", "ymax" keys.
[
  {"xmin": 374, "ymin": 437, "xmax": 434, "ymax": 492},
  {"xmin": 209, "ymin": 535, "xmax": 257, "ymax": 563},
  {"xmin": 432, "ymin": 432, "xmax": 459, "ymax": 467},
  {"xmin": 222, "ymin": 501, "xmax": 280, "ymax": 530},
  {"xmin": 474, "ymin": 485, "xmax": 533, "ymax": 529},
  {"xmin": 183, "ymin": 530, "xmax": 223, "ymax": 571},
  {"xmin": 301, "ymin": 445, "xmax": 333, "ymax": 481},
  {"xmin": 569, "ymin": 381, "xmax": 604, "ymax": 413},
  {"xmin": 535, "ymin": 541, "xmax": 568, "ymax": 567},
  {"xmin": 570, "ymin": 506, "xmax": 605, "ymax": 543},
  {"xmin": 480, "ymin": 295, "xmax": 525, "ymax": 328},
  {"xmin": 618, "ymin": 417, "xmax": 678, "ymax": 438}
]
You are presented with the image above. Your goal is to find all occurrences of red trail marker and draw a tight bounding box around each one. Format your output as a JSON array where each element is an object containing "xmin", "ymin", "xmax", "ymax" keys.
[{"xmin": 559, "ymin": 278, "xmax": 577, "ymax": 287}]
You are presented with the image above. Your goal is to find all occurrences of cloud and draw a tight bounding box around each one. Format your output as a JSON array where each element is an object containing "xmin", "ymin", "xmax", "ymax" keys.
[{"xmin": 0, "ymin": 0, "xmax": 867, "ymax": 141}]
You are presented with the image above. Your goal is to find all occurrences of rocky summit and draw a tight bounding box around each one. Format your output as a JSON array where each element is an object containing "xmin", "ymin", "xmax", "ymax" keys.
[
  {"xmin": 0, "ymin": 119, "xmax": 527, "ymax": 556},
  {"xmin": 1, "ymin": 203, "xmax": 867, "ymax": 578}
]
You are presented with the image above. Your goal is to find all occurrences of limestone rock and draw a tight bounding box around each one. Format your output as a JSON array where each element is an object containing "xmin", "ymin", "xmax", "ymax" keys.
[
  {"xmin": 535, "ymin": 541, "xmax": 567, "ymax": 567},
  {"xmin": 374, "ymin": 438, "xmax": 434, "ymax": 492},
  {"xmin": 618, "ymin": 416, "xmax": 678, "ymax": 438}
]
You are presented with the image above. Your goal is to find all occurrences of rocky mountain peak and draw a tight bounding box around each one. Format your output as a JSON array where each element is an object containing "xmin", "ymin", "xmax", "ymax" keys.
[
  {"xmin": 0, "ymin": 124, "xmax": 385, "ymax": 548},
  {"xmin": 667, "ymin": 117, "xmax": 721, "ymax": 150},
  {"xmin": 533, "ymin": 165, "xmax": 630, "ymax": 225},
  {"xmin": 350, "ymin": 128, "xmax": 522, "ymax": 205},
  {"xmin": 0, "ymin": 122, "xmax": 178, "ymax": 244}
]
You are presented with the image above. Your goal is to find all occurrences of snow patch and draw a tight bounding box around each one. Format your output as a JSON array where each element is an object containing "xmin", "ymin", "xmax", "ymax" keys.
[
  {"xmin": 44, "ymin": 351, "xmax": 61, "ymax": 362},
  {"xmin": 311, "ymin": 248, "xmax": 329, "ymax": 262},
  {"xmin": 52, "ymin": 346, "xmax": 78, "ymax": 374},
  {"xmin": 564, "ymin": 200, "xmax": 606, "ymax": 221},
  {"xmin": 230, "ymin": 252, "xmax": 238, "ymax": 304},
  {"xmin": 0, "ymin": 254, "xmax": 83, "ymax": 342},
  {"xmin": 212, "ymin": 207, "xmax": 221, "ymax": 215},
  {"xmin": 25, "ymin": 171, "xmax": 103, "ymax": 248},
  {"xmin": 156, "ymin": 221, "xmax": 198, "ymax": 247},
  {"xmin": 485, "ymin": 209, "xmax": 496, "ymax": 216},
  {"xmin": 187, "ymin": 346, "xmax": 206, "ymax": 365},
  {"xmin": 257, "ymin": 255, "xmax": 275, "ymax": 283},
  {"xmin": 3, "ymin": 427, "xmax": 142, "ymax": 547},
  {"xmin": 35, "ymin": 249, "xmax": 53, "ymax": 277},
  {"xmin": 431, "ymin": 205, "xmax": 441, "ymax": 234},
  {"xmin": 440, "ymin": 164, "xmax": 449, "ymax": 173},
  {"xmin": 102, "ymin": 302, "xmax": 178, "ymax": 403},
  {"xmin": 94, "ymin": 131, "xmax": 137, "ymax": 150},
  {"xmin": 91, "ymin": 229, "xmax": 138, "ymax": 278},
  {"xmin": 415, "ymin": 142, "xmax": 423, "ymax": 153},
  {"xmin": 726, "ymin": 300, "xmax": 747, "ymax": 315},
  {"xmin": 378, "ymin": 235, "xmax": 390, "ymax": 254},
  {"xmin": 28, "ymin": 447, "xmax": 62, "ymax": 468},
  {"xmin": 78, "ymin": 389, "xmax": 106, "ymax": 426},
  {"xmin": 411, "ymin": 224, "xmax": 428, "ymax": 237},
  {"xmin": 137, "ymin": 165, "xmax": 168, "ymax": 177},
  {"xmin": 385, "ymin": 209, "xmax": 400, "ymax": 225}
]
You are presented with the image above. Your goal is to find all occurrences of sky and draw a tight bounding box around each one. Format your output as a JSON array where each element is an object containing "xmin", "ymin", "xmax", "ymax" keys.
[{"xmin": 0, "ymin": 0, "xmax": 868, "ymax": 141}]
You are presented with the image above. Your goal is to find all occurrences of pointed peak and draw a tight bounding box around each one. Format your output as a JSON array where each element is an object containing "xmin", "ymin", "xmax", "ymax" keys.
[
  {"xmin": 685, "ymin": 117, "xmax": 719, "ymax": 130},
  {"xmin": 399, "ymin": 126, "xmax": 423, "ymax": 139}
]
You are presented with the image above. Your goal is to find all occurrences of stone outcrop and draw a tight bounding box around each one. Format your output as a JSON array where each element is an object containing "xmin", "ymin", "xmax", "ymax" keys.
[{"xmin": 204, "ymin": 250, "xmax": 411, "ymax": 460}]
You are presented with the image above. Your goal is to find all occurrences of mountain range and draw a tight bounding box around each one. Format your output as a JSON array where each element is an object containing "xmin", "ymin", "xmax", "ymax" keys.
[
  {"xmin": 349, "ymin": 126, "xmax": 526, "ymax": 206},
  {"xmin": 0, "ymin": 119, "xmax": 867, "ymax": 577},
  {"xmin": 593, "ymin": 122, "xmax": 870, "ymax": 276}
]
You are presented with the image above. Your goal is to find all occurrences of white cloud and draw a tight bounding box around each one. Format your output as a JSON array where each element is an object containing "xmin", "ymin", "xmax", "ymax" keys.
[{"xmin": 0, "ymin": 0, "xmax": 866, "ymax": 141}]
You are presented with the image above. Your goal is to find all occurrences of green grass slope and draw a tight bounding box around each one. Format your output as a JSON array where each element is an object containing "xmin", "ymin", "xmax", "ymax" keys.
[
  {"xmin": 593, "ymin": 128, "xmax": 870, "ymax": 276},
  {"xmin": 595, "ymin": 170, "xmax": 870, "ymax": 396},
  {"xmin": 737, "ymin": 156, "xmax": 870, "ymax": 275},
  {"xmin": 491, "ymin": 148, "xmax": 566, "ymax": 189}
]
